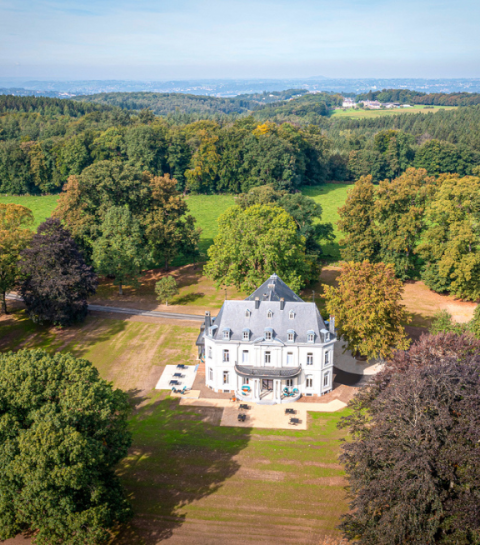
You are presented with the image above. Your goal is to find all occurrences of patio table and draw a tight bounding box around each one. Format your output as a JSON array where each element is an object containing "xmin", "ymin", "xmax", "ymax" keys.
[
  {"xmin": 237, "ymin": 414, "xmax": 247, "ymax": 422},
  {"xmin": 285, "ymin": 408, "xmax": 296, "ymax": 415},
  {"xmin": 173, "ymin": 373, "xmax": 183, "ymax": 378},
  {"xmin": 289, "ymin": 417, "xmax": 300, "ymax": 425},
  {"xmin": 239, "ymin": 404, "xmax": 249, "ymax": 410},
  {"xmin": 176, "ymin": 364, "xmax": 187, "ymax": 369},
  {"xmin": 169, "ymin": 380, "xmax": 180, "ymax": 386}
]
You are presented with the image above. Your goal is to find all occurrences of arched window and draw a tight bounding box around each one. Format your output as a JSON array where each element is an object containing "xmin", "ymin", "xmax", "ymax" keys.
[
  {"xmin": 289, "ymin": 310, "xmax": 295, "ymax": 320},
  {"xmin": 267, "ymin": 310, "xmax": 273, "ymax": 318},
  {"xmin": 245, "ymin": 309, "xmax": 251, "ymax": 317}
]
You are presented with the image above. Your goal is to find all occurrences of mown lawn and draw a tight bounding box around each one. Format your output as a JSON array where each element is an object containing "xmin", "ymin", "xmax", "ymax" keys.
[
  {"xmin": 0, "ymin": 308, "xmax": 350, "ymax": 544},
  {"xmin": 0, "ymin": 184, "xmax": 349, "ymax": 264}
]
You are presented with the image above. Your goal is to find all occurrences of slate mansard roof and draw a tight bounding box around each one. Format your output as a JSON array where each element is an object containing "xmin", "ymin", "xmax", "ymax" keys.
[{"xmin": 204, "ymin": 274, "xmax": 331, "ymax": 346}]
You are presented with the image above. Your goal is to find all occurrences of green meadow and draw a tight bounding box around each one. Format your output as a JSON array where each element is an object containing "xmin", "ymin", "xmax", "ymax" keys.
[
  {"xmin": 330, "ymin": 104, "xmax": 457, "ymax": 119},
  {"xmin": 0, "ymin": 183, "xmax": 350, "ymax": 262}
]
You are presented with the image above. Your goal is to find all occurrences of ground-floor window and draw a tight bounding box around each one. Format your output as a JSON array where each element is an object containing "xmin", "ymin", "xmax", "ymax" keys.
[
  {"xmin": 286, "ymin": 378, "xmax": 293, "ymax": 387},
  {"xmin": 223, "ymin": 349, "xmax": 229, "ymax": 362},
  {"xmin": 323, "ymin": 373, "xmax": 330, "ymax": 387},
  {"xmin": 223, "ymin": 371, "xmax": 229, "ymax": 384},
  {"xmin": 243, "ymin": 377, "xmax": 249, "ymax": 385},
  {"xmin": 208, "ymin": 368, "xmax": 213, "ymax": 381},
  {"xmin": 306, "ymin": 375, "xmax": 313, "ymax": 388},
  {"xmin": 242, "ymin": 350, "xmax": 249, "ymax": 364}
]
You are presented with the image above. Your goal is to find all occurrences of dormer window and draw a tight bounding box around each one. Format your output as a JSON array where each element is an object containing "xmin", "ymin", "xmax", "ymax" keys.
[
  {"xmin": 267, "ymin": 310, "xmax": 273, "ymax": 319},
  {"xmin": 289, "ymin": 310, "xmax": 295, "ymax": 320},
  {"xmin": 287, "ymin": 329, "xmax": 295, "ymax": 342},
  {"xmin": 223, "ymin": 328, "xmax": 231, "ymax": 340},
  {"xmin": 245, "ymin": 309, "xmax": 251, "ymax": 318},
  {"xmin": 243, "ymin": 329, "xmax": 250, "ymax": 341},
  {"xmin": 307, "ymin": 330, "xmax": 315, "ymax": 343},
  {"xmin": 265, "ymin": 331, "xmax": 272, "ymax": 340}
]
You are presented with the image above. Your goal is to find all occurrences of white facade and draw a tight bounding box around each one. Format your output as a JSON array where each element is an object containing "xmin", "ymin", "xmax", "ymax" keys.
[{"xmin": 198, "ymin": 275, "xmax": 336, "ymax": 404}]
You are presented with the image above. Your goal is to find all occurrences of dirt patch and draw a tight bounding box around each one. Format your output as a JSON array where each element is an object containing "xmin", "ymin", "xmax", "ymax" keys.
[{"xmin": 307, "ymin": 476, "xmax": 347, "ymax": 486}]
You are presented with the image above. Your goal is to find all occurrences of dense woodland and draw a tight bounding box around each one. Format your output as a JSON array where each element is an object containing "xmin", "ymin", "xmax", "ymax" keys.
[
  {"xmin": 1, "ymin": 93, "xmax": 480, "ymax": 195},
  {"xmin": 356, "ymin": 88, "xmax": 480, "ymax": 106}
]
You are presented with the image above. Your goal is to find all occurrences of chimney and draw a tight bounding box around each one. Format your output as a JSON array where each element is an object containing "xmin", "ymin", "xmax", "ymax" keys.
[
  {"xmin": 205, "ymin": 311, "xmax": 211, "ymax": 329},
  {"xmin": 255, "ymin": 297, "xmax": 260, "ymax": 309},
  {"xmin": 329, "ymin": 315, "xmax": 335, "ymax": 334},
  {"xmin": 280, "ymin": 298, "xmax": 285, "ymax": 310}
]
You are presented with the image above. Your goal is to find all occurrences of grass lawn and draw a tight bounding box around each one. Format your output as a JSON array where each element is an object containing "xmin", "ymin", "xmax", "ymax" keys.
[
  {"xmin": 0, "ymin": 308, "xmax": 350, "ymax": 544},
  {"xmin": 330, "ymin": 104, "xmax": 456, "ymax": 119},
  {"xmin": 0, "ymin": 184, "xmax": 350, "ymax": 263}
]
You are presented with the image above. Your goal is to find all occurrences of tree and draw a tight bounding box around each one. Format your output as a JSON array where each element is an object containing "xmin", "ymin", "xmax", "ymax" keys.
[
  {"xmin": 338, "ymin": 176, "xmax": 379, "ymax": 263},
  {"xmin": 155, "ymin": 275, "xmax": 179, "ymax": 305},
  {"xmin": 429, "ymin": 310, "xmax": 468, "ymax": 336},
  {"xmin": 0, "ymin": 349, "xmax": 132, "ymax": 544},
  {"xmin": 417, "ymin": 174, "xmax": 480, "ymax": 300},
  {"xmin": 338, "ymin": 333, "xmax": 480, "ymax": 544},
  {"xmin": 204, "ymin": 204, "xmax": 309, "ymax": 293},
  {"xmin": 374, "ymin": 168, "xmax": 436, "ymax": 280},
  {"xmin": 19, "ymin": 218, "xmax": 97, "ymax": 326},
  {"xmin": 0, "ymin": 203, "xmax": 33, "ymax": 314},
  {"xmin": 92, "ymin": 206, "xmax": 148, "ymax": 295},
  {"xmin": 323, "ymin": 261, "xmax": 411, "ymax": 360}
]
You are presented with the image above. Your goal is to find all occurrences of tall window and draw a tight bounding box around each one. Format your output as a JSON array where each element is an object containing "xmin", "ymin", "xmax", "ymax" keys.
[
  {"xmin": 243, "ymin": 377, "xmax": 249, "ymax": 385},
  {"xmin": 288, "ymin": 332, "xmax": 294, "ymax": 342},
  {"xmin": 289, "ymin": 310, "xmax": 295, "ymax": 320},
  {"xmin": 242, "ymin": 350, "xmax": 249, "ymax": 364},
  {"xmin": 265, "ymin": 351, "xmax": 271, "ymax": 364},
  {"xmin": 223, "ymin": 349, "xmax": 229, "ymax": 362},
  {"xmin": 286, "ymin": 379, "xmax": 293, "ymax": 387},
  {"xmin": 307, "ymin": 333, "xmax": 314, "ymax": 343},
  {"xmin": 323, "ymin": 373, "xmax": 329, "ymax": 387},
  {"xmin": 208, "ymin": 368, "xmax": 213, "ymax": 381},
  {"xmin": 306, "ymin": 376, "xmax": 313, "ymax": 388},
  {"xmin": 307, "ymin": 353, "xmax": 313, "ymax": 365},
  {"xmin": 287, "ymin": 352, "xmax": 293, "ymax": 365},
  {"xmin": 325, "ymin": 351, "xmax": 330, "ymax": 365},
  {"xmin": 265, "ymin": 331, "xmax": 272, "ymax": 341},
  {"xmin": 267, "ymin": 310, "xmax": 273, "ymax": 318},
  {"xmin": 243, "ymin": 330, "xmax": 249, "ymax": 341},
  {"xmin": 223, "ymin": 371, "xmax": 229, "ymax": 384},
  {"xmin": 223, "ymin": 330, "xmax": 229, "ymax": 340},
  {"xmin": 245, "ymin": 309, "xmax": 251, "ymax": 317},
  {"xmin": 208, "ymin": 346, "xmax": 212, "ymax": 359}
]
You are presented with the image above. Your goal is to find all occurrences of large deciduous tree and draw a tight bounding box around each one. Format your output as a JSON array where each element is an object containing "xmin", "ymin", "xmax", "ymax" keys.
[
  {"xmin": 0, "ymin": 349, "xmax": 132, "ymax": 544},
  {"xmin": 338, "ymin": 333, "xmax": 480, "ymax": 545},
  {"xmin": 19, "ymin": 218, "xmax": 97, "ymax": 326},
  {"xmin": 54, "ymin": 161, "xmax": 200, "ymax": 268},
  {"xmin": 323, "ymin": 261, "xmax": 410, "ymax": 360},
  {"xmin": 417, "ymin": 174, "xmax": 480, "ymax": 300},
  {"xmin": 374, "ymin": 168, "xmax": 436, "ymax": 280},
  {"xmin": 0, "ymin": 203, "xmax": 33, "ymax": 314},
  {"xmin": 92, "ymin": 206, "xmax": 148, "ymax": 295},
  {"xmin": 205, "ymin": 204, "xmax": 309, "ymax": 292},
  {"xmin": 338, "ymin": 175, "xmax": 379, "ymax": 263}
]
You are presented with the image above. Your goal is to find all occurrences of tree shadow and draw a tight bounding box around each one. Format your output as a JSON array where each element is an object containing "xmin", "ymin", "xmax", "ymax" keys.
[
  {"xmin": 301, "ymin": 183, "xmax": 353, "ymax": 199},
  {"xmin": 172, "ymin": 292, "xmax": 205, "ymax": 306},
  {"xmin": 113, "ymin": 393, "xmax": 252, "ymax": 544}
]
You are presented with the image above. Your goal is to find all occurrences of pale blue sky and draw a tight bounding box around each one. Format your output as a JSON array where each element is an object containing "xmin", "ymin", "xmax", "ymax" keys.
[{"xmin": 1, "ymin": 0, "xmax": 479, "ymax": 79}]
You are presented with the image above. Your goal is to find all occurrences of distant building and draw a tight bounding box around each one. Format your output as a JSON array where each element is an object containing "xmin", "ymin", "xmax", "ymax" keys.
[
  {"xmin": 196, "ymin": 274, "xmax": 336, "ymax": 404},
  {"xmin": 360, "ymin": 100, "xmax": 382, "ymax": 109},
  {"xmin": 342, "ymin": 98, "xmax": 356, "ymax": 108}
]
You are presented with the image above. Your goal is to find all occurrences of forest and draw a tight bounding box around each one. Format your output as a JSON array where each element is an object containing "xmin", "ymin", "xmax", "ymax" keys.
[{"xmin": 0, "ymin": 93, "xmax": 480, "ymax": 195}]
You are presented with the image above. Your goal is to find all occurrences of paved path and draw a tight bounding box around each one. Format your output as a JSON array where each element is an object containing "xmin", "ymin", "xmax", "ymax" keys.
[{"xmin": 6, "ymin": 293, "xmax": 204, "ymax": 322}]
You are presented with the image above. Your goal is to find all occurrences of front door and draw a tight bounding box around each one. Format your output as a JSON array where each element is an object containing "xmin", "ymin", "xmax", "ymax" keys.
[{"xmin": 262, "ymin": 379, "xmax": 273, "ymax": 391}]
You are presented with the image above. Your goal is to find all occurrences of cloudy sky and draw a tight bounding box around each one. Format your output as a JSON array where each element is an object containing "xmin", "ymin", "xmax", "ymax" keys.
[{"xmin": 1, "ymin": 0, "xmax": 479, "ymax": 80}]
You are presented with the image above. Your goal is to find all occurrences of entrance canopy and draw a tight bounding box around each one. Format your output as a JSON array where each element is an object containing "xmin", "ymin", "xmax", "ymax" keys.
[{"xmin": 235, "ymin": 364, "xmax": 302, "ymax": 379}]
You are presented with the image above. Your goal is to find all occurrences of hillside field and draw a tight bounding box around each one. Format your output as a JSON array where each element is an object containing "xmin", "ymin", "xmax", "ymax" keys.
[
  {"xmin": 0, "ymin": 183, "xmax": 351, "ymax": 262},
  {"xmin": 331, "ymin": 104, "xmax": 457, "ymax": 118}
]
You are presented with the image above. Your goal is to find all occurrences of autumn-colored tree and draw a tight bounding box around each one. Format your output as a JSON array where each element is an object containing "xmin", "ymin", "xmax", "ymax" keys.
[
  {"xmin": 417, "ymin": 174, "xmax": 480, "ymax": 300},
  {"xmin": 338, "ymin": 333, "xmax": 480, "ymax": 544},
  {"xmin": 205, "ymin": 204, "xmax": 309, "ymax": 293},
  {"xmin": 338, "ymin": 176, "xmax": 379, "ymax": 263},
  {"xmin": 0, "ymin": 203, "xmax": 33, "ymax": 314},
  {"xmin": 374, "ymin": 168, "xmax": 436, "ymax": 279},
  {"xmin": 323, "ymin": 261, "xmax": 410, "ymax": 360}
]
